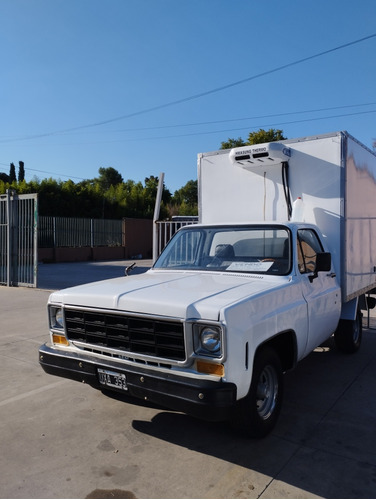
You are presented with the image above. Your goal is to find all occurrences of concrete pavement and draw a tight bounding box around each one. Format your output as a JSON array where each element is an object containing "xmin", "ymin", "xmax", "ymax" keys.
[
  {"xmin": 1, "ymin": 261, "xmax": 376, "ymax": 498},
  {"xmin": 37, "ymin": 259, "xmax": 154, "ymax": 290}
]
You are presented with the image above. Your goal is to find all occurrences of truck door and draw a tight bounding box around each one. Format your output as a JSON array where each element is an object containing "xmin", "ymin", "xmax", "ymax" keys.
[{"xmin": 297, "ymin": 229, "xmax": 341, "ymax": 355}]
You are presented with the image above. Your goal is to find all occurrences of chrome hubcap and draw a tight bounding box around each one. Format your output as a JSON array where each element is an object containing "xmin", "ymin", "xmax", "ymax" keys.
[{"xmin": 256, "ymin": 365, "xmax": 279, "ymax": 420}]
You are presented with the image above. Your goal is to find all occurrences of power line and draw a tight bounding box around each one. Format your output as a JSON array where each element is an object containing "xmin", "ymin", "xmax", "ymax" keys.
[
  {"xmin": 3, "ymin": 105, "xmax": 375, "ymax": 180},
  {"xmin": 8, "ymin": 101, "xmax": 369, "ymax": 144},
  {"xmin": 7, "ymin": 107, "xmax": 376, "ymax": 152},
  {"xmin": 61, "ymin": 33, "xmax": 376, "ymax": 131},
  {"xmin": 2, "ymin": 106, "xmax": 376, "ymax": 180},
  {"xmin": 97, "ymin": 102, "xmax": 376, "ymax": 133},
  {"xmin": 0, "ymin": 162, "xmax": 86, "ymax": 181},
  {"xmin": 89, "ymin": 108, "xmax": 376, "ymax": 144},
  {"xmin": 26, "ymin": 168, "xmax": 86, "ymax": 180},
  {"xmin": 1, "ymin": 33, "xmax": 375, "ymax": 143},
  {"xmin": 2, "ymin": 101, "xmax": 376, "ymax": 146}
]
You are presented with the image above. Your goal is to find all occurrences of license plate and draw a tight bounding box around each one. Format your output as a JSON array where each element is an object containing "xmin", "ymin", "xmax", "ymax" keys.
[{"xmin": 98, "ymin": 369, "xmax": 128, "ymax": 391}]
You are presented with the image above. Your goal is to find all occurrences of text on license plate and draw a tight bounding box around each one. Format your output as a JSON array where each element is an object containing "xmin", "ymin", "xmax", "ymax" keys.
[{"xmin": 98, "ymin": 369, "xmax": 128, "ymax": 391}]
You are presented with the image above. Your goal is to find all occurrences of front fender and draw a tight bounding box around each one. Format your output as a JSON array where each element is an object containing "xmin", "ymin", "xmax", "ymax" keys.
[{"xmin": 221, "ymin": 280, "xmax": 307, "ymax": 399}]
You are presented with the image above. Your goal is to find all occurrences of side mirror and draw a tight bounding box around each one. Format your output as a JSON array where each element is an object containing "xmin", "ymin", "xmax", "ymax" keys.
[
  {"xmin": 309, "ymin": 252, "xmax": 331, "ymax": 282},
  {"xmin": 125, "ymin": 262, "xmax": 137, "ymax": 276},
  {"xmin": 316, "ymin": 252, "xmax": 331, "ymax": 272}
]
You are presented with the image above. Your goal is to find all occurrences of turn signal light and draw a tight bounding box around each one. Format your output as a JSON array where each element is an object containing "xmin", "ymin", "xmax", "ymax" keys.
[
  {"xmin": 196, "ymin": 361, "xmax": 224, "ymax": 377},
  {"xmin": 52, "ymin": 333, "xmax": 69, "ymax": 346}
]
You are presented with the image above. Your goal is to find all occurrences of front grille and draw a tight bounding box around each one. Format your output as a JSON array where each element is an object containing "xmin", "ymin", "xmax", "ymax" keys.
[{"xmin": 65, "ymin": 309, "xmax": 186, "ymax": 361}]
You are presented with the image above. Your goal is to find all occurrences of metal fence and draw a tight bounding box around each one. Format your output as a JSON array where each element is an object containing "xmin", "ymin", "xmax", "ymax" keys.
[
  {"xmin": 0, "ymin": 191, "xmax": 38, "ymax": 287},
  {"xmin": 38, "ymin": 216, "xmax": 123, "ymax": 248},
  {"xmin": 39, "ymin": 216, "xmax": 198, "ymax": 255},
  {"xmin": 154, "ymin": 218, "xmax": 198, "ymax": 259}
]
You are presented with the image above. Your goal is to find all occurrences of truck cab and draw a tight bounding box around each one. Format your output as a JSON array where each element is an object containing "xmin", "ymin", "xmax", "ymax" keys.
[{"xmin": 40, "ymin": 220, "xmax": 341, "ymax": 438}]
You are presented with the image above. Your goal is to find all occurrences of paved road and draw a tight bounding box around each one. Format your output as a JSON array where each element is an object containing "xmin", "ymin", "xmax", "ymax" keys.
[
  {"xmin": 37, "ymin": 259, "xmax": 154, "ymax": 290},
  {"xmin": 1, "ymin": 261, "xmax": 376, "ymax": 498}
]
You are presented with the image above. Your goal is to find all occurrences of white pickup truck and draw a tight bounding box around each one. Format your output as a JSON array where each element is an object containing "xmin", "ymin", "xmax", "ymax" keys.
[{"xmin": 39, "ymin": 131, "xmax": 376, "ymax": 438}]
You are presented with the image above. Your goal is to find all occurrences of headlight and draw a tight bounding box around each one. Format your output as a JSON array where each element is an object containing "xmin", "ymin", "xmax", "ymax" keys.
[
  {"xmin": 194, "ymin": 324, "xmax": 223, "ymax": 357},
  {"xmin": 50, "ymin": 307, "xmax": 64, "ymax": 329},
  {"xmin": 200, "ymin": 328, "xmax": 221, "ymax": 353}
]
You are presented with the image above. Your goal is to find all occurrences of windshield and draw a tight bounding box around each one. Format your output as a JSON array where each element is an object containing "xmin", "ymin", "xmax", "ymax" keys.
[{"xmin": 154, "ymin": 225, "xmax": 291, "ymax": 275}]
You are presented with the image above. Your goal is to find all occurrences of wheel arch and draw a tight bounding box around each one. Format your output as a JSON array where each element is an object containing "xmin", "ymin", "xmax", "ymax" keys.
[{"xmin": 256, "ymin": 330, "xmax": 297, "ymax": 373}]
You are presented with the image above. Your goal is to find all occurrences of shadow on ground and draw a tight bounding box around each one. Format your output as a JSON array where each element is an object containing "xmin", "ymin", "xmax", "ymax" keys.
[
  {"xmin": 37, "ymin": 260, "xmax": 153, "ymax": 290},
  {"xmin": 130, "ymin": 332, "xmax": 376, "ymax": 498}
]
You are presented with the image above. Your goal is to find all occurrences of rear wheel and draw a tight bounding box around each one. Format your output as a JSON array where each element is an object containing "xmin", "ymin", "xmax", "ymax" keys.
[
  {"xmin": 231, "ymin": 347, "xmax": 283, "ymax": 438},
  {"xmin": 334, "ymin": 311, "xmax": 362, "ymax": 354}
]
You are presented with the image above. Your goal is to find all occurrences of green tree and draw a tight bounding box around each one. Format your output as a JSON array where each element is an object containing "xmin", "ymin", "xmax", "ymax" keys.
[
  {"xmin": 220, "ymin": 137, "xmax": 246, "ymax": 149},
  {"xmin": 97, "ymin": 167, "xmax": 123, "ymax": 191},
  {"xmin": 38, "ymin": 178, "xmax": 64, "ymax": 216},
  {"xmin": 0, "ymin": 167, "xmax": 200, "ymax": 220},
  {"xmin": 18, "ymin": 161, "xmax": 25, "ymax": 182},
  {"xmin": 247, "ymin": 128, "xmax": 286, "ymax": 144},
  {"xmin": 9, "ymin": 163, "xmax": 16, "ymax": 183},
  {"xmin": 169, "ymin": 180, "xmax": 198, "ymax": 217},
  {"xmin": 220, "ymin": 128, "xmax": 287, "ymax": 149},
  {"xmin": 143, "ymin": 175, "xmax": 160, "ymax": 209},
  {"xmin": 143, "ymin": 176, "xmax": 172, "ymax": 218},
  {"xmin": 172, "ymin": 180, "xmax": 197, "ymax": 206},
  {"xmin": 127, "ymin": 181, "xmax": 145, "ymax": 217}
]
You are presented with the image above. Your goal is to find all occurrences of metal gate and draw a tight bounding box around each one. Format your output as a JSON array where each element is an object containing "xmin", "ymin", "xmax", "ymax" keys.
[
  {"xmin": 0, "ymin": 191, "xmax": 38, "ymax": 287},
  {"xmin": 153, "ymin": 218, "xmax": 198, "ymax": 261}
]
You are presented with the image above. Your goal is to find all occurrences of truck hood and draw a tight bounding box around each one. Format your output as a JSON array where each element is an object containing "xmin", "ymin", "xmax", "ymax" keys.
[{"xmin": 49, "ymin": 270, "xmax": 286, "ymax": 321}]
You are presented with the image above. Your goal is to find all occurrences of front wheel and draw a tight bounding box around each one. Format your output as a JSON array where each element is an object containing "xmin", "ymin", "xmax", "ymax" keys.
[
  {"xmin": 231, "ymin": 347, "xmax": 283, "ymax": 438},
  {"xmin": 334, "ymin": 311, "xmax": 362, "ymax": 354}
]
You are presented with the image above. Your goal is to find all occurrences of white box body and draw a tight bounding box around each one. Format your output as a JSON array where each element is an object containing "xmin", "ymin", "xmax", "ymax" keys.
[{"xmin": 198, "ymin": 131, "xmax": 376, "ymax": 301}]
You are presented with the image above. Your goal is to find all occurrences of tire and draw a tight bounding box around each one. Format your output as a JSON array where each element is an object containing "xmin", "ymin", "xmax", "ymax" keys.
[
  {"xmin": 231, "ymin": 347, "xmax": 283, "ymax": 438},
  {"xmin": 334, "ymin": 311, "xmax": 362, "ymax": 354}
]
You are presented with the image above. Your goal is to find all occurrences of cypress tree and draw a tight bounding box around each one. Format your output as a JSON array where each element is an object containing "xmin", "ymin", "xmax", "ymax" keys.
[
  {"xmin": 9, "ymin": 163, "xmax": 16, "ymax": 183},
  {"xmin": 18, "ymin": 161, "xmax": 25, "ymax": 182}
]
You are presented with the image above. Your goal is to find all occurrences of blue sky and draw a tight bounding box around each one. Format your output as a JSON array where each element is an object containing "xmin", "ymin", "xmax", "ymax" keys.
[{"xmin": 1, "ymin": 0, "xmax": 376, "ymax": 194}]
